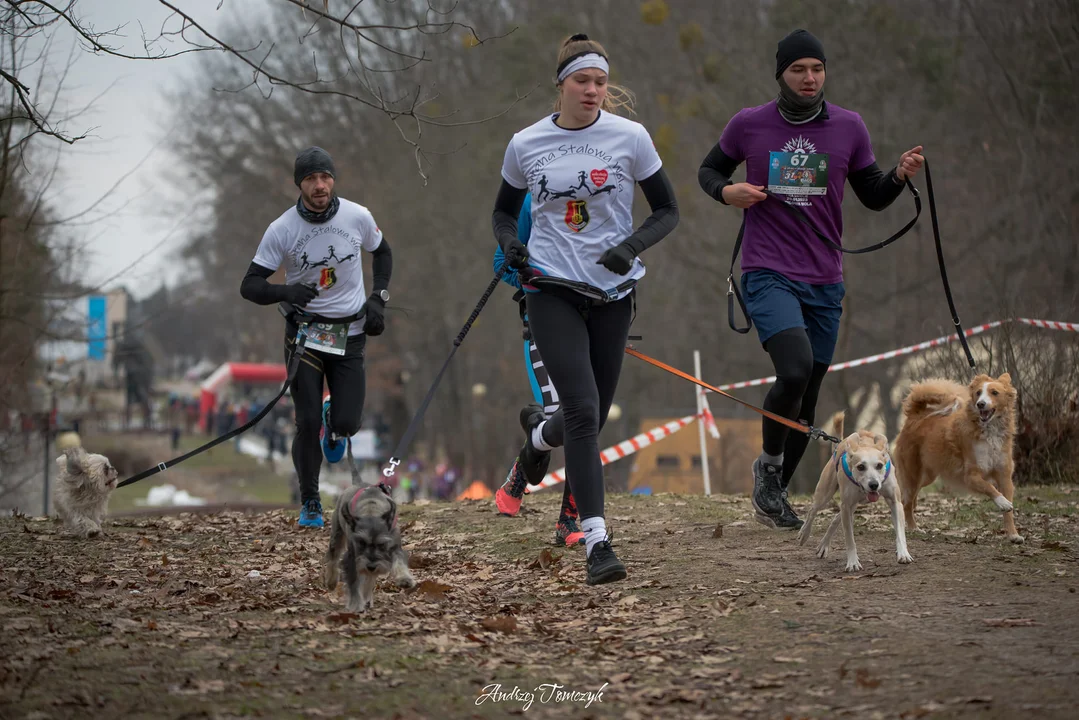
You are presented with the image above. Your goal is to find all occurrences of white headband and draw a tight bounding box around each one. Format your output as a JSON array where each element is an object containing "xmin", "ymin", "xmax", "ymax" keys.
[{"xmin": 557, "ymin": 53, "xmax": 610, "ymax": 83}]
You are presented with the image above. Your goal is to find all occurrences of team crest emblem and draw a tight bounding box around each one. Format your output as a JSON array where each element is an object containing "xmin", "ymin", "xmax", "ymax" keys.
[
  {"xmin": 319, "ymin": 267, "xmax": 337, "ymax": 289},
  {"xmin": 564, "ymin": 200, "xmax": 589, "ymax": 232}
]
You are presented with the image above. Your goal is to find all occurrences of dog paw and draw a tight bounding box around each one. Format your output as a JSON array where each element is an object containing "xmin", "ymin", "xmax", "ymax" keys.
[
  {"xmin": 845, "ymin": 558, "xmax": 863, "ymax": 572},
  {"xmin": 815, "ymin": 545, "xmax": 829, "ymax": 559},
  {"xmin": 393, "ymin": 572, "xmax": 417, "ymax": 590},
  {"xmin": 994, "ymin": 495, "xmax": 1014, "ymax": 512},
  {"xmin": 897, "ymin": 550, "xmax": 914, "ymax": 564},
  {"xmin": 1009, "ymin": 534, "xmax": 1025, "ymax": 545}
]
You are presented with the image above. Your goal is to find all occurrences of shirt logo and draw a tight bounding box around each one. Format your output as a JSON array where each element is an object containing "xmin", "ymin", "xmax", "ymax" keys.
[{"xmin": 564, "ymin": 200, "xmax": 590, "ymax": 232}]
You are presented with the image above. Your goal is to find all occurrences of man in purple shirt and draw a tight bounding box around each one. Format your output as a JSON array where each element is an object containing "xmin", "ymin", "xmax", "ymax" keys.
[{"xmin": 698, "ymin": 29, "xmax": 924, "ymax": 530}]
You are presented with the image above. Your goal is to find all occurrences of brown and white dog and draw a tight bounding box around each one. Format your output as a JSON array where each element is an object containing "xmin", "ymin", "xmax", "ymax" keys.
[
  {"xmin": 894, "ymin": 373, "xmax": 1022, "ymax": 543},
  {"xmin": 799, "ymin": 415, "xmax": 912, "ymax": 571}
]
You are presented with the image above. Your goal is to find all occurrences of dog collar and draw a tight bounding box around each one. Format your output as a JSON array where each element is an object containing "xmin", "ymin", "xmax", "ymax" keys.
[{"xmin": 835, "ymin": 450, "xmax": 891, "ymax": 488}]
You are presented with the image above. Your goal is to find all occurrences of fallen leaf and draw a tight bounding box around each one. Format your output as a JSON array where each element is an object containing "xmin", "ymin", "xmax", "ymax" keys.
[
  {"xmin": 773, "ymin": 656, "xmax": 806, "ymax": 664},
  {"xmin": 855, "ymin": 668, "xmax": 882, "ymax": 688},
  {"xmin": 616, "ymin": 595, "xmax": 641, "ymax": 607},
  {"xmin": 983, "ymin": 618, "xmax": 1038, "ymax": 627},
  {"xmin": 169, "ymin": 678, "xmax": 226, "ymax": 695},
  {"xmin": 526, "ymin": 548, "xmax": 562, "ymax": 570},
  {"xmin": 480, "ymin": 615, "xmax": 517, "ymax": 634},
  {"xmin": 751, "ymin": 678, "xmax": 784, "ymax": 689},
  {"xmin": 413, "ymin": 580, "xmax": 452, "ymax": 600},
  {"xmin": 326, "ymin": 612, "xmax": 358, "ymax": 625}
]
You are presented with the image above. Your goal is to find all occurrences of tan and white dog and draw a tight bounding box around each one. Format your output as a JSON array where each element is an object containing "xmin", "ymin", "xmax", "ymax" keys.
[
  {"xmin": 799, "ymin": 416, "xmax": 913, "ymax": 571},
  {"xmin": 895, "ymin": 373, "xmax": 1022, "ymax": 543}
]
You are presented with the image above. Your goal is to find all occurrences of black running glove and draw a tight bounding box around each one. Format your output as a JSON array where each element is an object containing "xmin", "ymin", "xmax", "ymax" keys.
[
  {"xmin": 364, "ymin": 295, "xmax": 386, "ymax": 336},
  {"xmin": 283, "ymin": 283, "xmax": 319, "ymax": 308},
  {"xmin": 503, "ymin": 238, "xmax": 530, "ymax": 270},
  {"xmin": 597, "ymin": 243, "xmax": 637, "ymax": 275}
]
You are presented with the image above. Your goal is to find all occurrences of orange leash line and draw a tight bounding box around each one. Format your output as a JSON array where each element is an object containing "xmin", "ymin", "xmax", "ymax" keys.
[{"xmin": 624, "ymin": 347, "xmax": 839, "ymax": 443}]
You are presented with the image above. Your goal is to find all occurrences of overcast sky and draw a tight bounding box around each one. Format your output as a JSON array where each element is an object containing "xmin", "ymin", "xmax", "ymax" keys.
[{"xmin": 41, "ymin": 0, "xmax": 258, "ymax": 298}]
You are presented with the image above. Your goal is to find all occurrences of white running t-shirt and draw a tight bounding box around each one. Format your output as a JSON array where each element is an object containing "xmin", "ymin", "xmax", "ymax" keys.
[
  {"xmin": 500, "ymin": 111, "xmax": 663, "ymax": 295},
  {"xmin": 252, "ymin": 198, "xmax": 383, "ymax": 335}
]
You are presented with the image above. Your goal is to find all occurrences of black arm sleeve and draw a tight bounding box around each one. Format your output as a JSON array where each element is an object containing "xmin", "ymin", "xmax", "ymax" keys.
[
  {"xmin": 848, "ymin": 161, "xmax": 905, "ymax": 211},
  {"xmin": 491, "ymin": 181, "xmax": 528, "ymax": 252},
  {"xmin": 698, "ymin": 141, "xmax": 740, "ymax": 205},
  {"xmin": 621, "ymin": 167, "xmax": 679, "ymax": 256},
  {"xmin": 240, "ymin": 262, "xmax": 287, "ymax": 306},
  {"xmin": 370, "ymin": 236, "xmax": 392, "ymax": 292}
]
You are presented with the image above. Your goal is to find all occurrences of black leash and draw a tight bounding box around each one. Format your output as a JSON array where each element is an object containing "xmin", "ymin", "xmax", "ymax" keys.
[
  {"xmin": 118, "ymin": 318, "xmax": 309, "ymax": 488},
  {"xmin": 923, "ymin": 162, "xmax": 975, "ymax": 369},
  {"xmin": 725, "ymin": 159, "xmax": 975, "ymax": 369},
  {"xmin": 381, "ymin": 262, "xmax": 509, "ymax": 479}
]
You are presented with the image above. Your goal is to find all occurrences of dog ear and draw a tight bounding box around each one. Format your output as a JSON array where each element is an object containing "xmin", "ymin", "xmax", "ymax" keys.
[
  {"xmin": 64, "ymin": 447, "xmax": 88, "ymax": 476},
  {"xmin": 997, "ymin": 372, "xmax": 1012, "ymax": 385},
  {"xmin": 970, "ymin": 374, "xmax": 991, "ymax": 388},
  {"xmin": 872, "ymin": 433, "xmax": 889, "ymax": 451},
  {"xmin": 382, "ymin": 495, "xmax": 397, "ymax": 529},
  {"xmin": 338, "ymin": 492, "xmax": 356, "ymax": 527}
]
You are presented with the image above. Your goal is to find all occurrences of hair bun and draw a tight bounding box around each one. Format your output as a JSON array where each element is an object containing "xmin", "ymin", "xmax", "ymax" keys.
[{"xmin": 569, "ymin": 33, "xmax": 589, "ymax": 41}]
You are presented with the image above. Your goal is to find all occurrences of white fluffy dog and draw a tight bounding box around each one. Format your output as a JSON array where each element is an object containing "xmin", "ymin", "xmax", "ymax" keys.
[
  {"xmin": 798, "ymin": 419, "xmax": 913, "ymax": 572},
  {"xmin": 54, "ymin": 446, "xmax": 119, "ymax": 538}
]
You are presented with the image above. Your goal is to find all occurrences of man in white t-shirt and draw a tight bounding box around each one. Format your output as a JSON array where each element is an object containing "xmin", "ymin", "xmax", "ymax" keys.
[{"xmin": 240, "ymin": 146, "xmax": 393, "ymax": 528}]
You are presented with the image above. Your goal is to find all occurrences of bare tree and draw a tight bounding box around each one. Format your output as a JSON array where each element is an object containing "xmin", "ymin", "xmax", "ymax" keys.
[{"xmin": 1, "ymin": 0, "xmax": 526, "ymax": 170}]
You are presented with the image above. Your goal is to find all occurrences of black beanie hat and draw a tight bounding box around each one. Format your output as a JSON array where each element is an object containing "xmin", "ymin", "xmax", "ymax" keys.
[
  {"xmin": 294, "ymin": 146, "xmax": 336, "ymax": 186},
  {"xmin": 775, "ymin": 29, "xmax": 826, "ymax": 79}
]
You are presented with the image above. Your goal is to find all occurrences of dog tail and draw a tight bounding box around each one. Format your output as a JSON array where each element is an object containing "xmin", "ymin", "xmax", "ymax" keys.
[
  {"xmin": 902, "ymin": 379, "xmax": 967, "ymax": 421},
  {"xmin": 830, "ymin": 411, "xmax": 844, "ymax": 440}
]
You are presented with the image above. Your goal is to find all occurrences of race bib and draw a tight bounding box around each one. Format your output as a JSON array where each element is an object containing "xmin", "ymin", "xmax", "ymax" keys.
[
  {"xmin": 301, "ymin": 322, "xmax": 348, "ymax": 355},
  {"xmin": 768, "ymin": 151, "xmax": 829, "ymax": 196}
]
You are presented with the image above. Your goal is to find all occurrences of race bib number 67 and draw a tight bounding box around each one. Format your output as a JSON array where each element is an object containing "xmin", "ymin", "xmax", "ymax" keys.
[{"xmin": 768, "ymin": 151, "xmax": 829, "ymax": 196}]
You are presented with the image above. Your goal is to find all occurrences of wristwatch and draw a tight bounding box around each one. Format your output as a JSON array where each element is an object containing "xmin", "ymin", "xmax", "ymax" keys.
[{"xmin": 374, "ymin": 289, "xmax": 390, "ymax": 303}]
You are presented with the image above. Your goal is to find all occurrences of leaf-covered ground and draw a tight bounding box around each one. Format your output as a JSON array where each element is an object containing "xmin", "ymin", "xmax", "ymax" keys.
[{"xmin": 2, "ymin": 486, "xmax": 1077, "ymax": 719}]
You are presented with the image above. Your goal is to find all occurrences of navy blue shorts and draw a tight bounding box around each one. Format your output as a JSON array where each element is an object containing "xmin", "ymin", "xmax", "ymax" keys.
[{"xmin": 741, "ymin": 269, "xmax": 845, "ymax": 365}]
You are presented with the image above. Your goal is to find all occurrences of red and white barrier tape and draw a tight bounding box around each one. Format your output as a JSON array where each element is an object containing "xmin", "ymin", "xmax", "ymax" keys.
[
  {"xmin": 529, "ymin": 414, "xmax": 700, "ymax": 492},
  {"xmin": 711, "ymin": 317, "xmax": 1078, "ymax": 392},
  {"xmin": 530, "ymin": 317, "xmax": 1077, "ymax": 491}
]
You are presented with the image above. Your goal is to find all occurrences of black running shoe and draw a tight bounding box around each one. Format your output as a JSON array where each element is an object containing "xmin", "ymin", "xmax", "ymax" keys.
[
  {"xmin": 751, "ymin": 458, "xmax": 785, "ymax": 528},
  {"xmin": 586, "ymin": 540, "xmax": 627, "ymax": 586},
  {"xmin": 518, "ymin": 404, "xmax": 551, "ymax": 485},
  {"xmin": 776, "ymin": 491, "xmax": 804, "ymax": 530}
]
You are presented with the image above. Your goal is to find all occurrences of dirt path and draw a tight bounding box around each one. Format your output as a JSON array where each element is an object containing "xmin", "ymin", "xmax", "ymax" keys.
[{"xmin": 1, "ymin": 487, "xmax": 1077, "ymax": 719}]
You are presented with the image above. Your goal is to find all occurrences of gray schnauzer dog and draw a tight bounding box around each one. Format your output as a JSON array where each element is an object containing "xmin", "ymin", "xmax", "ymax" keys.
[{"xmin": 321, "ymin": 484, "xmax": 416, "ymax": 611}]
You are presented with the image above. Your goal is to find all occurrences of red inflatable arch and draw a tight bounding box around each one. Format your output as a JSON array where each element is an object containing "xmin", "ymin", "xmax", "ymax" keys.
[{"xmin": 199, "ymin": 362, "xmax": 287, "ymax": 431}]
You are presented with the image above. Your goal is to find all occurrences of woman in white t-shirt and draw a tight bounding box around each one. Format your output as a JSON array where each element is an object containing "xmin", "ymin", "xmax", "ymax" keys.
[{"xmin": 492, "ymin": 34, "xmax": 679, "ymax": 585}]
